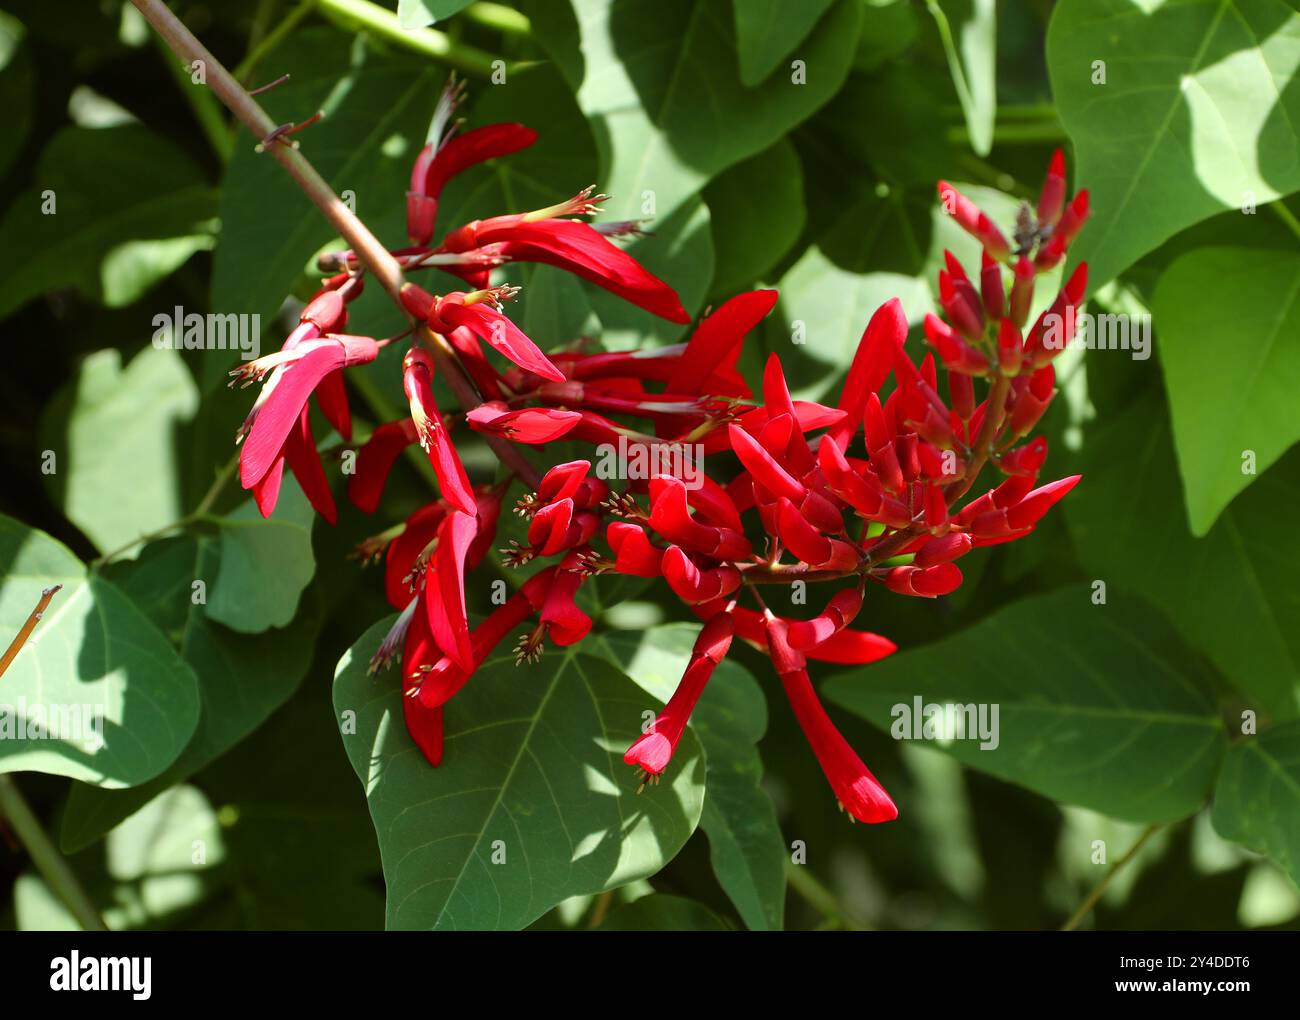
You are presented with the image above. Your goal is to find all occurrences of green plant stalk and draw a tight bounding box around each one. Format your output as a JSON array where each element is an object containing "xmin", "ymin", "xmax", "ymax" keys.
[
  {"xmin": 0, "ymin": 777, "xmax": 108, "ymax": 931},
  {"xmin": 150, "ymin": 29, "xmax": 233, "ymax": 160},
  {"xmin": 315, "ymin": 0, "xmax": 505, "ymax": 78},
  {"xmin": 464, "ymin": 2, "xmax": 531, "ymax": 36},
  {"xmin": 1271, "ymin": 201, "xmax": 1300, "ymax": 244},
  {"xmin": 1061, "ymin": 822, "xmax": 1164, "ymax": 931},
  {"xmin": 232, "ymin": 0, "xmax": 317, "ymax": 83}
]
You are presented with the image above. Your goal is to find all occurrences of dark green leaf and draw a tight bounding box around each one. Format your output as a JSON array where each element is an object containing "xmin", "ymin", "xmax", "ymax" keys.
[
  {"xmin": 824, "ymin": 587, "xmax": 1228, "ymax": 822},
  {"xmin": 1212, "ymin": 722, "xmax": 1300, "ymax": 888},
  {"xmin": 732, "ymin": 0, "xmax": 836, "ymax": 86},
  {"xmin": 333, "ymin": 618, "xmax": 706, "ymax": 930}
]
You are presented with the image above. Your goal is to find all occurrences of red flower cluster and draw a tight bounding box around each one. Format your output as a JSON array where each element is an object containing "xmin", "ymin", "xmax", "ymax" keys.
[{"xmin": 232, "ymin": 76, "xmax": 1087, "ymax": 824}]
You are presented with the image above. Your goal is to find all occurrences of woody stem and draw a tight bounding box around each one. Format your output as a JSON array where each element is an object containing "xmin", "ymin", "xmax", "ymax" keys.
[{"xmin": 133, "ymin": 0, "xmax": 541, "ymax": 491}]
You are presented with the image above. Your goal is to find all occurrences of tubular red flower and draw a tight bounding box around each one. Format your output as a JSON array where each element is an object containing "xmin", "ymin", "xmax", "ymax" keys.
[
  {"xmin": 402, "ymin": 347, "xmax": 477, "ymax": 516},
  {"xmin": 407, "ymin": 122, "xmax": 538, "ymax": 244},
  {"xmin": 624, "ymin": 612, "xmax": 735, "ymax": 777},
  {"xmin": 883, "ymin": 562, "xmax": 963, "ymax": 597},
  {"xmin": 830, "ymin": 297, "xmax": 908, "ymax": 450},
  {"xmin": 349, "ymin": 419, "xmax": 420, "ymax": 513},
  {"xmin": 606, "ymin": 522, "xmax": 665, "ymax": 577},
  {"xmin": 425, "ymin": 509, "xmax": 477, "ymax": 672},
  {"xmin": 666, "ymin": 289, "xmax": 778, "ymax": 395},
  {"xmin": 662, "ymin": 546, "xmax": 741, "ymax": 604},
  {"xmin": 787, "ymin": 589, "xmax": 863, "ymax": 650},
  {"xmin": 649, "ymin": 476, "xmax": 752, "ymax": 560},
  {"xmin": 431, "ymin": 293, "xmax": 566, "ymax": 382},
  {"xmin": 466, "ymin": 402, "xmax": 582, "ymax": 444},
  {"xmin": 1037, "ymin": 148, "xmax": 1067, "ymax": 228},
  {"xmin": 401, "ymin": 590, "xmax": 444, "ymax": 766},
  {"xmin": 765, "ymin": 615, "xmax": 898, "ymax": 823},
  {"xmin": 728, "ymin": 423, "xmax": 806, "ymax": 503}
]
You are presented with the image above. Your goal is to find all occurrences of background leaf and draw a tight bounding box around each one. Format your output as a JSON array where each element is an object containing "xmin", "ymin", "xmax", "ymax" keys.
[
  {"xmin": 1048, "ymin": 0, "xmax": 1300, "ymax": 288},
  {"xmin": 1152, "ymin": 246, "xmax": 1300, "ymax": 535},
  {"xmin": 41, "ymin": 346, "xmax": 198, "ymax": 554},
  {"xmin": 824, "ymin": 587, "xmax": 1229, "ymax": 822}
]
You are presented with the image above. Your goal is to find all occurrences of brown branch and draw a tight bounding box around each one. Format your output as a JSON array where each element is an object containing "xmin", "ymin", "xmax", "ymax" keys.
[
  {"xmin": 131, "ymin": 0, "xmax": 543, "ymax": 489},
  {"xmin": 0, "ymin": 585, "xmax": 61, "ymax": 681}
]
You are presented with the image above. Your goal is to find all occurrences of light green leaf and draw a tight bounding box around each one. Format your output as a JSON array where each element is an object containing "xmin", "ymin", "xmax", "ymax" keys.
[
  {"xmin": 824, "ymin": 587, "xmax": 1228, "ymax": 822},
  {"xmin": 0, "ymin": 125, "xmax": 216, "ymax": 320},
  {"xmin": 1066, "ymin": 392, "xmax": 1300, "ymax": 720},
  {"xmin": 60, "ymin": 535, "xmax": 323, "ymax": 852},
  {"xmin": 1048, "ymin": 0, "xmax": 1300, "ymax": 288},
  {"xmin": 206, "ymin": 480, "xmax": 316, "ymax": 633},
  {"xmin": 1152, "ymin": 246, "xmax": 1300, "ymax": 535},
  {"xmin": 733, "ymin": 0, "xmax": 836, "ymax": 86},
  {"xmin": 397, "ymin": 0, "xmax": 475, "ymax": 30},
  {"xmin": 334, "ymin": 619, "xmax": 706, "ymax": 930},
  {"xmin": 1212, "ymin": 722, "xmax": 1300, "ymax": 888},
  {"xmin": 0, "ymin": 516, "xmax": 199, "ymax": 787},
  {"xmin": 41, "ymin": 346, "xmax": 198, "ymax": 554},
  {"xmin": 597, "ymin": 625, "xmax": 785, "ymax": 930}
]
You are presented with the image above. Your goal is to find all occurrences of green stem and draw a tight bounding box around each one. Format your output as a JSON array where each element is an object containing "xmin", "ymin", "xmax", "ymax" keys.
[
  {"xmin": 232, "ymin": 0, "xmax": 317, "ymax": 83},
  {"xmin": 464, "ymin": 2, "xmax": 531, "ymax": 35},
  {"xmin": 0, "ymin": 780, "xmax": 107, "ymax": 932},
  {"xmin": 315, "ymin": 0, "xmax": 505, "ymax": 78},
  {"xmin": 1270, "ymin": 201, "xmax": 1300, "ymax": 244},
  {"xmin": 1061, "ymin": 823, "xmax": 1163, "ymax": 931},
  {"xmin": 784, "ymin": 860, "xmax": 867, "ymax": 931},
  {"xmin": 151, "ymin": 30, "xmax": 233, "ymax": 160}
]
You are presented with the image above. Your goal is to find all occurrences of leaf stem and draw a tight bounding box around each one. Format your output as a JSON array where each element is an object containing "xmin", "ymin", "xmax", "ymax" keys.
[
  {"xmin": 1270, "ymin": 201, "xmax": 1300, "ymax": 244},
  {"xmin": 0, "ymin": 585, "xmax": 63, "ymax": 681},
  {"xmin": 1060, "ymin": 822, "xmax": 1163, "ymax": 931},
  {"xmin": 784, "ymin": 860, "xmax": 866, "ymax": 931},
  {"xmin": 0, "ymin": 777, "xmax": 108, "ymax": 931},
  {"xmin": 314, "ymin": 0, "xmax": 506, "ymax": 78},
  {"xmin": 232, "ymin": 0, "xmax": 317, "ymax": 83}
]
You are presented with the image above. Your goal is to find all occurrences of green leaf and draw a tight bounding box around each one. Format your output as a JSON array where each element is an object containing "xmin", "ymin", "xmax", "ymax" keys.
[
  {"xmin": 704, "ymin": 138, "xmax": 805, "ymax": 295},
  {"xmin": 1212, "ymin": 722, "xmax": 1300, "ymax": 888},
  {"xmin": 597, "ymin": 892, "xmax": 732, "ymax": 929},
  {"xmin": 597, "ymin": 625, "xmax": 786, "ymax": 931},
  {"xmin": 0, "ymin": 125, "xmax": 217, "ymax": 320},
  {"xmin": 824, "ymin": 587, "xmax": 1228, "ymax": 822},
  {"xmin": 41, "ymin": 346, "xmax": 198, "ymax": 554},
  {"xmin": 18, "ymin": 785, "xmax": 225, "ymax": 931},
  {"xmin": 397, "ymin": 0, "xmax": 474, "ymax": 29},
  {"xmin": 925, "ymin": 0, "xmax": 997, "ymax": 156},
  {"xmin": 205, "ymin": 481, "xmax": 316, "ymax": 634},
  {"xmin": 211, "ymin": 30, "xmax": 440, "ymax": 332},
  {"xmin": 1066, "ymin": 392, "xmax": 1300, "ymax": 720},
  {"xmin": 59, "ymin": 535, "xmax": 323, "ymax": 852},
  {"xmin": 1152, "ymin": 246, "xmax": 1300, "ymax": 535},
  {"xmin": 536, "ymin": 0, "xmax": 862, "ymax": 222},
  {"xmin": 853, "ymin": 0, "xmax": 920, "ymax": 71},
  {"xmin": 1048, "ymin": 0, "xmax": 1300, "ymax": 288},
  {"xmin": 732, "ymin": 0, "xmax": 836, "ymax": 86},
  {"xmin": 0, "ymin": 516, "xmax": 199, "ymax": 787},
  {"xmin": 333, "ymin": 618, "xmax": 706, "ymax": 930},
  {"xmin": 0, "ymin": 12, "xmax": 35, "ymax": 180}
]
